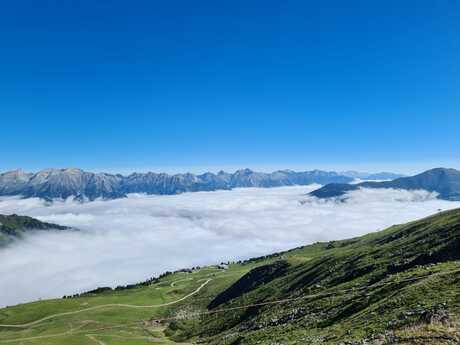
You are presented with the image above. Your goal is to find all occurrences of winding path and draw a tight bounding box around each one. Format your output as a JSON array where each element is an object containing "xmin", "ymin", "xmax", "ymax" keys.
[
  {"xmin": 0, "ymin": 279, "xmax": 211, "ymax": 329},
  {"xmin": 2, "ymin": 268, "xmax": 459, "ymax": 343}
]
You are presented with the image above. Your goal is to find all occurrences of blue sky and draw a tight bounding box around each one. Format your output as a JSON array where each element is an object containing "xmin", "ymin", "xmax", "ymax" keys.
[{"xmin": 0, "ymin": 0, "xmax": 459, "ymax": 174}]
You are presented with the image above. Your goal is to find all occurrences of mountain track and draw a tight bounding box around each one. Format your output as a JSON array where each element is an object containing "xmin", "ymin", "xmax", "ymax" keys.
[{"xmin": 0, "ymin": 279, "xmax": 211, "ymax": 329}]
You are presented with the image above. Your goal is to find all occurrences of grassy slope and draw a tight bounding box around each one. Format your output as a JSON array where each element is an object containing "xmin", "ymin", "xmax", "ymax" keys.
[
  {"xmin": 1, "ymin": 209, "xmax": 460, "ymax": 344},
  {"xmin": 0, "ymin": 264, "xmax": 258, "ymax": 345},
  {"xmin": 187, "ymin": 209, "xmax": 460, "ymax": 345}
]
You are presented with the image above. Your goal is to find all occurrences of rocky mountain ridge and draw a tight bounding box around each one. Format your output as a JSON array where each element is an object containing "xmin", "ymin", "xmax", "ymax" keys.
[{"xmin": 0, "ymin": 167, "xmax": 368, "ymax": 200}]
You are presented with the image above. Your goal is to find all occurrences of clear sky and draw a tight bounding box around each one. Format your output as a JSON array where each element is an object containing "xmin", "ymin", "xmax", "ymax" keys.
[{"xmin": 0, "ymin": 0, "xmax": 459, "ymax": 174}]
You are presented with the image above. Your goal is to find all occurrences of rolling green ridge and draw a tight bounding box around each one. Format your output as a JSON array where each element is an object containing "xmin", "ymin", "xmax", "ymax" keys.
[
  {"xmin": 1, "ymin": 209, "xmax": 460, "ymax": 344},
  {"xmin": 0, "ymin": 214, "xmax": 70, "ymax": 246}
]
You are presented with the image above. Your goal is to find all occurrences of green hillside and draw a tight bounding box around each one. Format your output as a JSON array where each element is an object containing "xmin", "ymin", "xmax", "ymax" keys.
[
  {"xmin": 0, "ymin": 214, "xmax": 70, "ymax": 246},
  {"xmin": 1, "ymin": 209, "xmax": 460, "ymax": 344}
]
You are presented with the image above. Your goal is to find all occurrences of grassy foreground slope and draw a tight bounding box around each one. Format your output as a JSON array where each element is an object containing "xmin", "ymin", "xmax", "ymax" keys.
[
  {"xmin": 1, "ymin": 209, "xmax": 460, "ymax": 344},
  {"xmin": 0, "ymin": 263, "xmax": 259, "ymax": 344}
]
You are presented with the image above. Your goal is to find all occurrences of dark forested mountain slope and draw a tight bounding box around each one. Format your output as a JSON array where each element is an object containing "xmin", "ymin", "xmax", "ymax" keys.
[
  {"xmin": 310, "ymin": 168, "xmax": 460, "ymax": 201},
  {"xmin": 0, "ymin": 214, "xmax": 71, "ymax": 246}
]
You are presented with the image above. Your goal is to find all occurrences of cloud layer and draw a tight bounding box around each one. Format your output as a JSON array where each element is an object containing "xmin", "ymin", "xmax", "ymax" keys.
[{"xmin": 1, "ymin": 186, "xmax": 459, "ymax": 306}]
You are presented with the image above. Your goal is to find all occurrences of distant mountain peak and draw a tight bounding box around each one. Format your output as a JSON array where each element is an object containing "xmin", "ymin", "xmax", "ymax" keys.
[
  {"xmin": 422, "ymin": 167, "xmax": 459, "ymax": 176},
  {"xmin": 234, "ymin": 168, "xmax": 254, "ymax": 175},
  {"xmin": 341, "ymin": 170, "xmax": 405, "ymax": 180},
  {"xmin": 310, "ymin": 167, "xmax": 460, "ymax": 201},
  {"xmin": 2, "ymin": 169, "xmax": 30, "ymax": 179}
]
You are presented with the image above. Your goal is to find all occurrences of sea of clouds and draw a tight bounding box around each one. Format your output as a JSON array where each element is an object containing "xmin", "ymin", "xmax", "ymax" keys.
[{"xmin": 1, "ymin": 185, "xmax": 459, "ymax": 307}]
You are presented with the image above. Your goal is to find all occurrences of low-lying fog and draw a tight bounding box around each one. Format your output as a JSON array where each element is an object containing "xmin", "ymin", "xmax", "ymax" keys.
[{"xmin": 1, "ymin": 185, "xmax": 459, "ymax": 307}]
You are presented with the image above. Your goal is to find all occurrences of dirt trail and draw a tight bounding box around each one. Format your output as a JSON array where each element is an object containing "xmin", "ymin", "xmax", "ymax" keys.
[
  {"xmin": 0, "ymin": 279, "xmax": 211, "ymax": 329},
  {"xmin": 3, "ymin": 268, "xmax": 458, "ymax": 343},
  {"xmin": 86, "ymin": 334, "xmax": 107, "ymax": 345}
]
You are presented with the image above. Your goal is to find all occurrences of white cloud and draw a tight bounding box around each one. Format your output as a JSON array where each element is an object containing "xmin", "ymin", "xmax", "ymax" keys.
[{"xmin": 0, "ymin": 186, "xmax": 459, "ymax": 307}]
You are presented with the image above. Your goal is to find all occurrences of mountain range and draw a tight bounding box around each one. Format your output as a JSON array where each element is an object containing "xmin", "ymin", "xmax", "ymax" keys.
[
  {"xmin": 310, "ymin": 167, "xmax": 460, "ymax": 201},
  {"xmin": 0, "ymin": 168, "xmax": 400, "ymax": 201},
  {"xmin": 340, "ymin": 170, "xmax": 404, "ymax": 180}
]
